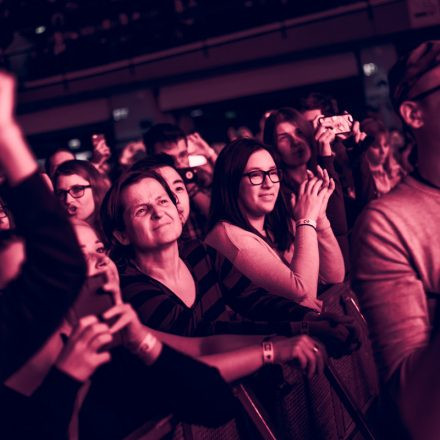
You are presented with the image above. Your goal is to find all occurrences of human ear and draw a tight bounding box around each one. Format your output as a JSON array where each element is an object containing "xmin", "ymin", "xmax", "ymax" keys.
[
  {"xmin": 113, "ymin": 230, "xmax": 130, "ymax": 246},
  {"xmin": 399, "ymin": 101, "xmax": 424, "ymax": 129}
]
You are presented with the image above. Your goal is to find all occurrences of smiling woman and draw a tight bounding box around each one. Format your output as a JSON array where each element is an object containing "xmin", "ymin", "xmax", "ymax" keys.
[
  {"xmin": 101, "ymin": 167, "xmax": 327, "ymax": 334},
  {"xmin": 206, "ymin": 138, "xmax": 345, "ymax": 310}
]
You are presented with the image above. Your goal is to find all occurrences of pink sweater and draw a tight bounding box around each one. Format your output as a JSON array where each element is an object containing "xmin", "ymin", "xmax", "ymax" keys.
[{"xmin": 205, "ymin": 218, "xmax": 344, "ymax": 304}]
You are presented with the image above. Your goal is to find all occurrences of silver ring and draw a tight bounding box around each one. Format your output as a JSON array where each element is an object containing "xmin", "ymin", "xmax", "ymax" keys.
[{"xmin": 313, "ymin": 345, "xmax": 319, "ymax": 353}]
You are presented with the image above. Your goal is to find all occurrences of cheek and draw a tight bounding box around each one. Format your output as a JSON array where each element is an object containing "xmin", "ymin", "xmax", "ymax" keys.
[
  {"xmin": 277, "ymin": 142, "xmax": 290, "ymax": 158},
  {"xmin": 239, "ymin": 182, "xmax": 258, "ymax": 210},
  {"xmin": 180, "ymin": 194, "xmax": 190, "ymax": 218},
  {"xmin": 367, "ymin": 148, "xmax": 380, "ymax": 161},
  {"xmin": 81, "ymin": 193, "xmax": 96, "ymax": 214},
  {"xmin": 304, "ymin": 145, "xmax": 312, "ymax": 159}
]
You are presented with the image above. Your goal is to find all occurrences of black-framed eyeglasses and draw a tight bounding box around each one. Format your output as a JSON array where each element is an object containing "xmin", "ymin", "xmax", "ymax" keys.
[
  {"xmin": 243, "ymin": 169, "xmax": 281, "ymax": 186},
  {"xmin": 410, "ymin": 84, "xmax": 440, "ymax": 102},
  {"xmin": 55, "ymin": 185, "xmax": 91, "ymax": 200}
]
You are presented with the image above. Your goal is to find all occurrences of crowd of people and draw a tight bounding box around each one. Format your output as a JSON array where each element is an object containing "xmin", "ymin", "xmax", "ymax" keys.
[{"xmin": 0, "ymin": 39, "xmax": 439, "ymax": 440}]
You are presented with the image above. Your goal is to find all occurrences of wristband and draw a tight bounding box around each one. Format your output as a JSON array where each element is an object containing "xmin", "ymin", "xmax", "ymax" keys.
[
  {"xmin": 136, "ymin": 333, "xmax": 158, "ymax": 357},
  {"xmin": 262, "ymin": 340, "xmax": 274, "ymax": 364},
  {"xmin": 295, "ymin": 218, "xmax": 317, "ymax": 230}
]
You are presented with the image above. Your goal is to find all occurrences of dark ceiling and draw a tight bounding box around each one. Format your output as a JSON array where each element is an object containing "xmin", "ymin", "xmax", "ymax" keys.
[{"xmin": 0, "ymin": 0, "xmax": 356, "ymax": 81}]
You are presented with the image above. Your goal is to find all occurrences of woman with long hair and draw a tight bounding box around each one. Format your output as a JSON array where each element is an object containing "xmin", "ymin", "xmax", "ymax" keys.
[
  {"xmin": 358, "ymin": 117, "xmax": 405, "ymax": 204},
  {"xmin": 206, "ymin": 138, "xmax": 344, "ymax": 311},
  {"xmin": 100, "ymin": 167, "xmax": 358, "ymax": 353},
  {"xmin": 263, "ymin": 107, "xmax": 361, "ymax": 266}
]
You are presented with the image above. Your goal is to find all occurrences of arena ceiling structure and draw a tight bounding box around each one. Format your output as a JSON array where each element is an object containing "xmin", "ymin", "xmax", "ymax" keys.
[{"xmin": 0, "ymin": 0, "xmax": 358, "ymax": 81}]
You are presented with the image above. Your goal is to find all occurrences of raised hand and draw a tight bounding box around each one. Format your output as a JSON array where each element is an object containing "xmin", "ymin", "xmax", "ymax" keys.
[
  {"xmin": 91, "ymin": 134, "xmax": 111, "ymax": 167},
  {"xmin": 313, "ymin": 165, "xmax": 335, "ymax": 222},
  {"xmin": 272, "ymin": 335, "xmax": 326, "ymax": 378},
  {"xmin": 187, "ymin": 132, "xmax": 217, "ymax": 162},
  {"xmin": 292, "ymin": 175, "xmax": 326, "ymax": 222},
  {"xmin": 351, "ymin": 120, "xmax": 367, "ymax": 144},
  {"xmin": 101, "ymin": 302, "xmax": 147, "ymax": 352},
  {"xmin": 55, "ymin": 315, "xmax": 112, "ymax": 382},
  {"xmin": 314, "ymin": 120, "xmax": 336, "ymax": 156}
]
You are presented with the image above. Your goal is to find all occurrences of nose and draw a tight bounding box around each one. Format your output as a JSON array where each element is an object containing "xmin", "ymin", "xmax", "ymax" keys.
[
  {"xmin": 65, "ymin": 193, "xmax": 75, "ymax": 204},
  {"xmin": 93, "ymin": 253, "xmax": 109, "ymax": 271},
  {"xmin": 261, "ymin": 174, "xmax": 273, "ymax": 188},
  {"xmin": 151, "ymin": 205, "xmax": 165, "ymax": 220}
]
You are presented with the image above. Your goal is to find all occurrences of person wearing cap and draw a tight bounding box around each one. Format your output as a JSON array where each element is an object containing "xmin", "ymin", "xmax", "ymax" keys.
[{"xmin": 351, "ymin": 40, "xmax": 440, "ymax": 439}]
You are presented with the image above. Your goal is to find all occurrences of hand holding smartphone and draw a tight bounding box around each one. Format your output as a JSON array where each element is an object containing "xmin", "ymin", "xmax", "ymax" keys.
[{"xmin": 71, "ymin": 272, "xmax": 114, "ymax": 320}]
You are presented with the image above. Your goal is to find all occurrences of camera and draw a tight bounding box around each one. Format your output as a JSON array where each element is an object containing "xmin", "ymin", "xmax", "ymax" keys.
[{"xmin": 177, "ymin": 167, "xmax": 198, "ymax": 185}]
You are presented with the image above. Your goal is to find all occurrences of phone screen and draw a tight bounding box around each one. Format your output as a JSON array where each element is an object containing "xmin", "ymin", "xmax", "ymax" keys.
[{"xmin": 318, "ymin": 115, "xmax": 353, "ymax": 134}]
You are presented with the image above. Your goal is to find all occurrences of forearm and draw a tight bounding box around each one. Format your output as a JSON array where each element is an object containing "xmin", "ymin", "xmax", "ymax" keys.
[
  {"xmin": 233, "ymin": 244, "xmax": 313, "ymax": 302},
  {"xmin": 0, "ymin": 122, "xmax": 38, "ymax": 185},
  {"xmin": 317, "ymin": 219, "xmax": 345, "ymax": 284},
  {"xmin": 150, "ymin": 329, "xmax": 264, "ymax": 357},
  {"xmin": 199, "ymin": 344, "xmax": 264, "ymax": 382},
  {"xmin": 290, "ymin": 226, "xmax": 319, "ymax": 298}
]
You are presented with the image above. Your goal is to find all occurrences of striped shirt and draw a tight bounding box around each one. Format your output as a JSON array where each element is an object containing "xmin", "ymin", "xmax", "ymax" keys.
[{"xmin": 120, "ymin": 240, "xmax": 311, "ymax": 336}]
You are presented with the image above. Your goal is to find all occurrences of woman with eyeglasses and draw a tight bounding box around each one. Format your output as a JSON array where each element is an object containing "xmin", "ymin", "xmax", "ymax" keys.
[
  {"xmin": 205, "ymin": 138, "xmax": 345, "ymax": 311},
  {"xmin": 101, "ymin": 166, "xmax": 359, "ymax": 352},
  {"xmin": 53, "ymin": 160, "xmax": 109, "ymax": 236}
]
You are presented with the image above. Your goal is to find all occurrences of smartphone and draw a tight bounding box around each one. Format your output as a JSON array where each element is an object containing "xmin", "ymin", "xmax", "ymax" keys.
[
  {"xmin": 318, "ymin": 114, "xmax": 354, "ymax": 134},
  {"xmin": 71, "ymin": 272, "xmax": 114, "ymax": 320},
  {"xmin": 71, "ymin": 272, "xmax": 123, "ymax": 348}
]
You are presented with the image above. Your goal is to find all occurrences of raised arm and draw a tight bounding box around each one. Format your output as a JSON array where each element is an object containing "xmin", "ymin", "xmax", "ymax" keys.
[
  {"xmin": 0, "ymin": 72, "xmax": 87, "ymax": 380},
  {"xmin": 312, "ymin": 166, "xmax": 345, "ymax": 283}
]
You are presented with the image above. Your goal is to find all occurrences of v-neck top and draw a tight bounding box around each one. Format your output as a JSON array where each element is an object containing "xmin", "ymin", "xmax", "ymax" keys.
[{"xmin": 120, "ymin": 240, "xmax": 312, "ymax": 337}]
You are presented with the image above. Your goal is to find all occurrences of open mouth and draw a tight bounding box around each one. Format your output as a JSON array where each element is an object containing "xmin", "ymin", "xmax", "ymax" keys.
[{"xmin": 67, "ymin": 205, "xmax": 78, "ymax": 216}]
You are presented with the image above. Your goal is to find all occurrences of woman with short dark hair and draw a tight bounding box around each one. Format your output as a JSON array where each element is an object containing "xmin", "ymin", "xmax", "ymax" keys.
[{"xmin": 53, "ymin": 159, "xmax": 109, "ymax": 237}]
